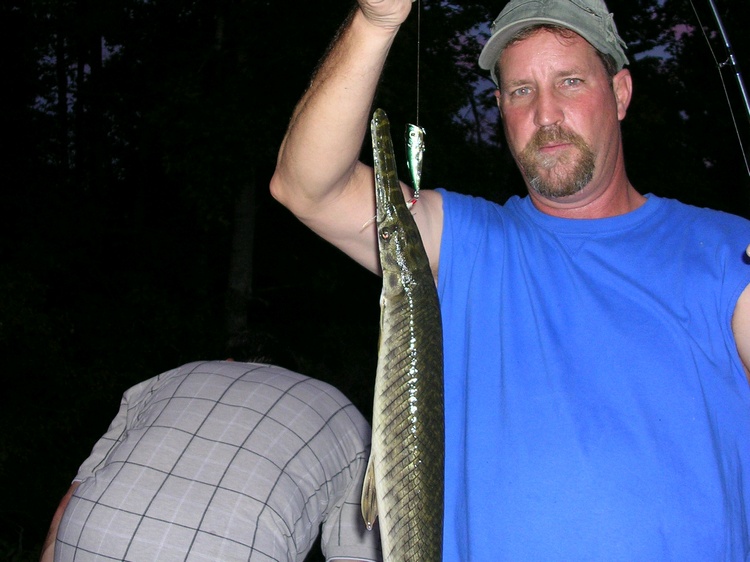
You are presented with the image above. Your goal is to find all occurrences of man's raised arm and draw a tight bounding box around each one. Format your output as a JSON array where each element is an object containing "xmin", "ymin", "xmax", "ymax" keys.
[{"xmin": 270, "ymin": 1, "xmax": 442, "ymax": 276}]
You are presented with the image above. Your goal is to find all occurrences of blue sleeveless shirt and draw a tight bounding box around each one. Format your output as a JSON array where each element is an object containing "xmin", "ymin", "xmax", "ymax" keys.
[{"xmin": 437, "ymin": 191, "xmax": 750, "ymax": 561}]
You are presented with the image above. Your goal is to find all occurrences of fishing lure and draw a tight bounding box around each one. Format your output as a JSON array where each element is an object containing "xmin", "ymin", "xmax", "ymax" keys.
[
  {"xmin": 361, "ymin": 121, "xmax": 426, "ymax": 230},
  {"xmin": 405, "ymin": 123, "xmax": 426, "ymax": 208}
]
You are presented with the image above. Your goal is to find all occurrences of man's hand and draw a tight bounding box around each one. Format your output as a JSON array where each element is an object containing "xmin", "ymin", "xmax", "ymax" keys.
[{"xmin": 357, "ymin": 0, "xmax": 413, "ymax": 31}]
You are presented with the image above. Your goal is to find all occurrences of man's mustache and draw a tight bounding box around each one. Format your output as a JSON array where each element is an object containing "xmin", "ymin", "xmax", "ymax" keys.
[{"xmin": 525, "ymin": 125, "xmax": 587, "ymax": 153}]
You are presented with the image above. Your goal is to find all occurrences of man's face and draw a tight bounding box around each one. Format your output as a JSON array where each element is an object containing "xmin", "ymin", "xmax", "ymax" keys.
[{"xmin": 496, "ymin": 29, "xmax": 630, "ymax": 205}]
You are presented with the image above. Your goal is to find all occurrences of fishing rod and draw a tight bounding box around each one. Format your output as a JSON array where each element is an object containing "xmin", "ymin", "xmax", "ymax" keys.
[
  {"xmin": 691, "ymin": 0, "xmax": 750, "ymax": 177},
  {"xmin": 705, "ymin": 0, "xmax": 750, "ymax": 125}
]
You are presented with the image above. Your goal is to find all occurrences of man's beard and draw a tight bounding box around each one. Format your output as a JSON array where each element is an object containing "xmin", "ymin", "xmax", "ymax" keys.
[{"xmin": 516, "ymin": 125, "xmax": 595, "ymax": 198}]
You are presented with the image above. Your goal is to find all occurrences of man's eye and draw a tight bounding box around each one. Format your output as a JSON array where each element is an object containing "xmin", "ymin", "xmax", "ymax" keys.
[
  {"xmin": 512, "ymin": 87, "xmax": 531, "ymax": 97},
  {"xmin": 563, "ymin": 78, "xmax": 582, "ymax": 87}
]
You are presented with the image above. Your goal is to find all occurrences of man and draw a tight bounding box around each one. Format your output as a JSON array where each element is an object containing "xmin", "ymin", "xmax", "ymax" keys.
[
  {"xmin": 40, "ymin": 361, "xmax": 382, "ymax": 562},
  {"xmin": 270, "ymin": 0, "xmax": 750, "ymax": 559}
]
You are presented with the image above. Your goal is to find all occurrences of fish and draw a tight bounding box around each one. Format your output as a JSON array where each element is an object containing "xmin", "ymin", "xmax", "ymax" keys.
[
  {"xmin": 361, "ymin": 107, "xmax": 444, "ymax": 562},
  {"xmin": 405, "ymin": 123, "xmax": 426, "ymax": 207}
]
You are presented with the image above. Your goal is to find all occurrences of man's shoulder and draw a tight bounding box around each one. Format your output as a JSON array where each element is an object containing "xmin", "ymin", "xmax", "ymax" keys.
[
  {"xmin": 656, "ymin": 195, "xmax": 750, "ymax": 224},
  {"xmin": 438, "ymin": 188, "xmax": 519, "ymax": 226},
  {"xmin": 654, "ymin": 195, "xmax": 750, "ymax": 241}
]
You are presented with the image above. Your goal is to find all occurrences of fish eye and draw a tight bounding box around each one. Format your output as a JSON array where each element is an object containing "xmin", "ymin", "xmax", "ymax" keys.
[{"xmin": 380, "ymin": 227, "xmax": 391, "ymax": 240}]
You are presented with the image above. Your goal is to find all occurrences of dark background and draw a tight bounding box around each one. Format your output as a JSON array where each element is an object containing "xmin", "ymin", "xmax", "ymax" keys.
[{"xmin": 2, "ymin": 0, "xmax": 749, "ymax": 559}]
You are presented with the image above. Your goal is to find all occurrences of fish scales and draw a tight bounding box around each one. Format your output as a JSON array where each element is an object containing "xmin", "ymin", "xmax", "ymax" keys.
[{"xmin": 361, "ymin": 108, "xmax": 444, "ymax": 562}]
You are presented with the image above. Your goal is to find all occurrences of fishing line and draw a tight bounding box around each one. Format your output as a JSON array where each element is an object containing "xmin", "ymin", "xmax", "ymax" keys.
[
  {"xmin": 416, "ymin": 0, "xmax": 421, "ymax": 126},
  {"xmin": 689, "ymin": 0, "xmax": 750, "ymax": 178},
  {"xmin": 404, "ymin": 0, "xmax": 426, "ymax": 207}
]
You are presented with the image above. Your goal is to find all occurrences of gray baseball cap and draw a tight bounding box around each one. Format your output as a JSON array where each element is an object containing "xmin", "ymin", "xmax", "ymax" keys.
[{"xmin": 479, "ymin": 0, "xmax": 629, "ymax": 86}]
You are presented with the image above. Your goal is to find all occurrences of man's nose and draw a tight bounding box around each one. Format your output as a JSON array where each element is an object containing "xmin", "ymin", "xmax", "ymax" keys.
[{"xmin": 533, "ymin": 89, "xmax": 564, "ymax": 128}]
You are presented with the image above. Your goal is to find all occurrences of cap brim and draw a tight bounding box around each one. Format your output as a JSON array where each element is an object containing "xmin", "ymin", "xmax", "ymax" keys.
[{"xmin": 478, "ymin": 16, "xmax": 596, "ymax": 71}]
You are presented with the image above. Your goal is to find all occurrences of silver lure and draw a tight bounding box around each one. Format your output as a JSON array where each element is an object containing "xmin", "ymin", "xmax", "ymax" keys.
[{"xmin": 405, "ymin": 123, "xmax": 426, "ymax": 203}]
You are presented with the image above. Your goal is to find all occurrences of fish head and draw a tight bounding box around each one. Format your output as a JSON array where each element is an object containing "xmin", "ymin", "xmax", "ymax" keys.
[
  {"xmin": 372, "ymin": 109, "xmax": 432, "ymax": 296},
  {"xmin": 376, "ymin": 194, "xmax": 429, "ymax": 299}
]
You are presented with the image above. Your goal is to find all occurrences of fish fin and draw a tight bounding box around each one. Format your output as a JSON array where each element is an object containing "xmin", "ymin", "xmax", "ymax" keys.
[{"xmin": 360, "ymin": 453, "xmax": 379, "ymax": 530}]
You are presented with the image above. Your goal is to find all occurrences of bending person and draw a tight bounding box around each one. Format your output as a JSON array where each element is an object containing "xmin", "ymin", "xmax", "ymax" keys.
[{"xmin": 40, "ymin": 360, "xmax": 381, "ymax": 562}]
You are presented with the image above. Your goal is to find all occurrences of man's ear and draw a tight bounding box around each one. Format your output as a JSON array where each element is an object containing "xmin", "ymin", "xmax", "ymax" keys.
[
  {"xmin": 494, "ymin": 89, "xmax": 503, "ymax": 119},
  {"xmin": 613, "ymin": 68, "xmax": 632, "ymax": 121}
]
